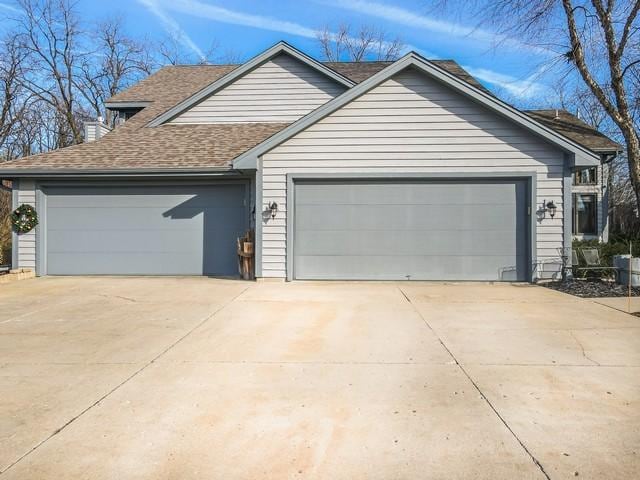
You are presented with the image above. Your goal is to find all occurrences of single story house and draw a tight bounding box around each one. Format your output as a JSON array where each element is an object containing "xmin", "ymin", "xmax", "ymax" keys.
[{"xmin": 0, "ymin": 42, "xmax": 620, "ymax": 281}]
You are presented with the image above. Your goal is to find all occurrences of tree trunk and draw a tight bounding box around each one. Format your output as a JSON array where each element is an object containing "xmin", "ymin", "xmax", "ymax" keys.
[
  {"xmin": 616, "ymin": 117, "xmax": 640, "ymax": 216},
  {"xmin": 625, "ymin": 129, "xmax": 640, "ymax": 216}
]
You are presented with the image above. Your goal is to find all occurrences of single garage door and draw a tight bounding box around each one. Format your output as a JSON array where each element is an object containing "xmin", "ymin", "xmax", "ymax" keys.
[
  {"xmin": 293, "ymin": 179, "xmax": 529, "ymax": 281},
  {"xmin": 44, "ymin": 184, "xmax": 247, "ymax": 275}
]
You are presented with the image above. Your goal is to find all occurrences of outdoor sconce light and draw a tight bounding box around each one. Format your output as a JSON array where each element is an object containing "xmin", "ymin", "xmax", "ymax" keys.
[
  {"xmin": 544, "ymin": 200, "xmax": 557, "ymax": 219},
  {"xmin": 268, "ymin": 201, "xmax": 278, "ymax": 219}
]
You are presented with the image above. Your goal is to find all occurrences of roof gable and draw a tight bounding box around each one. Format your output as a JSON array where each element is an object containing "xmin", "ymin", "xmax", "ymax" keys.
[
  {"xmin": 148, "ymin": 41, "xmax": 354, "ymax": 127},
  {"xmin": 234, "ymin": 52, "xmax": 600, "ymax": 170},
  {"xmin": 168, "ymin": 52, "xmax": 348, "ymax": 124}
]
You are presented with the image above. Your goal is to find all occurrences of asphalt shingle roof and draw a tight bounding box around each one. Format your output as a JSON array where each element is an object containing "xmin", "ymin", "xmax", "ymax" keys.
[
  {"xmin": 524, "ymin": 109, "xmax": 621, "ymax": 153},
  {"xmin": 0, "ymin": 61, "xmax": 620, "ymax": 172}
]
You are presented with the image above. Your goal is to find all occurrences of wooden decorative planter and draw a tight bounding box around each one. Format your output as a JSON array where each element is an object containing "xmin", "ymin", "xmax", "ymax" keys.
[{"xmin": 237, "ymin": 231, "xmax": 255, "ymax": 280}]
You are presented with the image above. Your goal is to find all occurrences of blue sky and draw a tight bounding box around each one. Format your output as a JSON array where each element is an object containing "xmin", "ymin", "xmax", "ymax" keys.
[{"xmin": 0, "ymin": 0, "xmax": 562, "ymax": 102}]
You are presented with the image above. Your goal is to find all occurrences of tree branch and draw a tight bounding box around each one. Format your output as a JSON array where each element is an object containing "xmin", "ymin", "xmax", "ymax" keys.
[{"xmin": 562, "ymin": 0, "xmax": 622, "ymax": 123}]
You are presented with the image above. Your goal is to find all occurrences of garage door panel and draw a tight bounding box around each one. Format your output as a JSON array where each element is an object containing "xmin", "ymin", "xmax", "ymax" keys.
[
  {"xmin": 295, "ymin": 203, "xmax": 518, "ymax": 231},
  {"xmin": 293, "ymin": 179, "xmax": 528, "ymax": 281},
  {"xmin": 47, "ymin": 207, "xmax": 205, "ymax": 230},
  {"xmin": 47, "ymin": 186, "xmax": 244, "ymax": 208},
  {"xmin": 296, "ymin": 181, "xmax": 521, "ymax": 205},
  {"xmin": 45, "ymin": 184, "xmax": 247, "ymax": 275},
  {"xmin": 295, "ymin": 229, "xmax": 521, "ymax": 256},
  {"xmin": 47, "ymin": 206, "xmax": 243, "ymax": 230},
  {"xmin": 47, "ymin": 229, "xmax": 204, "ymax": 254},
  {"xmin": 295, "ymin": 254, "xmax": 525, "ymax": 281},
  {"xmin": 46, "ymin": 252, "xmax": 204, "ymax": 276}
]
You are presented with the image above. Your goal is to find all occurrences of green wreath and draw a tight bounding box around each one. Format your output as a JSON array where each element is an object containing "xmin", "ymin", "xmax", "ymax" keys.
[{"xmin": 11, "ymin": 204, "xmax": 38, "ymax": 234}]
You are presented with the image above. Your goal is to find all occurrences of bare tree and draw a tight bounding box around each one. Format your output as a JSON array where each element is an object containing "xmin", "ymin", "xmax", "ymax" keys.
[
  {"xmin": 158, "ymin": 34, "xmax": 195, "ymax": 66},
  {"xmin": 14, "ymin": 0, "xmax": 86, "ymax": 146},
  {"xmin": 1, "ymin": 0, "xmax": 238, "ymax": 158},
  {"xmin": 451, "ymin": 0, "xmax": 640, "ymax": 215},
  {"xmin": 0, "ymin": 35, "xmax": 30, "ymax": 158},
  {"xmin": 156, "ymin": 34, "xmax": 225, "ymax": 65},
  {"xmin": 317, "ymin": 24, "xmax": 404, "ymax": 62},
  {"xmin": 77, "ymin": 17, "xmax": 154, "ymax": 123},
  {"xmin": 317, "ymin": 25, "xmax": 350, "ymax": 62}
]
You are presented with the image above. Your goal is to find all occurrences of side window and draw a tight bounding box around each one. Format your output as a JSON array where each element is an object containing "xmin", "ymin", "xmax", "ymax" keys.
[
  {"xmin": 573, "ymin": 167, "xmax": 598, "ymax": 185},
  {"xmin": 113, "ymin": 108, "xmax": 142, "ymax": 126},
  {"xmin": 572, "ymin": 194, "xmax": 597, "ymax": 235}
]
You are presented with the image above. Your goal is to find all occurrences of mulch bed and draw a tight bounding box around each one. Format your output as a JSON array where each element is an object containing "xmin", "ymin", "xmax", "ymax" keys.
[{"xmin": 543, "ymin": 279, "xmax": 640, "ymax": 298}]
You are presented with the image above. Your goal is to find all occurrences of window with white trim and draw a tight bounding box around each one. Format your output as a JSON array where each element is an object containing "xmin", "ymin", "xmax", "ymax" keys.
[
  {"xmin": 573, "ymin": 167, "xmax": 598, "ymax": 185},
  {"xmin": 572, "ymin": 194, "xmax": 597, "ymax": 235}
]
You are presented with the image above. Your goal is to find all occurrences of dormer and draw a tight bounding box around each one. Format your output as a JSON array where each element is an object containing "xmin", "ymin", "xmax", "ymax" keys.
[{"xmin": 104, "ymin": 101, "xmax": 151, "ymax": 126}]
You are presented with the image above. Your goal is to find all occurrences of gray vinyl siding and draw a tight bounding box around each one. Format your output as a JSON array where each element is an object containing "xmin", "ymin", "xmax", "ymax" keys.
[
  {"xmin": 15, "ymin": 179, "xmax": 37, "ymax": 270},
  {"xmin": 169, "ymin": 54, "xmax": 347, "ymax": 124},
  {"xmin": 260, "ymin": 68, "xmax": 566, "ymax": 279}
]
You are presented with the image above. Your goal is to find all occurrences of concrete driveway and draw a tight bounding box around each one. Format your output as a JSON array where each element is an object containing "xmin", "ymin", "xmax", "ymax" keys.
[{"xmin": 0, "ymin": 278, "xmax": 638, "ymax": 479}]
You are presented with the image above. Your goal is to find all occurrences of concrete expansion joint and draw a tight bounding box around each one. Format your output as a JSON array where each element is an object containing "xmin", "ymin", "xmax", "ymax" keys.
[
  {"xmin": 397, "ymin": 286, "xmax": 552, "ymax": 480},
  {"xmin": 470, "ymin": 362, "xmax": 637, "ymax": 368},
  {"xmin": 0, "ymin": 285, "xmax": 250, "ymax": 476},
  {"xmin": 1, "ymin": 361, "xmax": 139, "ymax": 366},
  {"xmin": 174, "ymin": 359, "xmax": 456, "ymax": 366}
]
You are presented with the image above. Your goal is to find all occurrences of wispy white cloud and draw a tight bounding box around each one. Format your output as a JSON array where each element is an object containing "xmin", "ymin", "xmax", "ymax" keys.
[
  {"xmin": 160, "ymin": 0, "xmax": 318, "ymax": 39},
  {"xmin": 317, "ymin": 0, "xmax": 551, "ymax": 56},
  {"xmin": 137, "ymin": 0, "xmax": 206, "ymax": 61},
  {"xmin": 151, "ymin": 0, "xmax": 417, "ymax": 55},
  {"xmin": 316, "ymin": 0, "xmax": 548, "ymax": 98},
  {"xmin": 140, "ymin": 0, "xmax": 545, "ymax": 99},
  {"xmin": 0, "ymin": 2, "xmax": 20, "ymax": 14},
  {"xmin": 463, "ymin": 66, "xmax": 546, "ymax": 99}
]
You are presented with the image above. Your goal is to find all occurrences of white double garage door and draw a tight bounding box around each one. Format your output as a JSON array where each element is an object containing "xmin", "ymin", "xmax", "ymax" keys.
[{"xmin": 42, "ymin": 178, "xmax": 531, "ymax": 280}]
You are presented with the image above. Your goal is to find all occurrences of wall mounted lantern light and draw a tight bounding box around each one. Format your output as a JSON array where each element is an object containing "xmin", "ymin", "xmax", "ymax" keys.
[
  {"xmin": 544, "ymin": 200, "xmax": 557, "ymax": 219},
  {"xmin": 268, "ymin": 201, "xmax": 278, "ymax": 219}
]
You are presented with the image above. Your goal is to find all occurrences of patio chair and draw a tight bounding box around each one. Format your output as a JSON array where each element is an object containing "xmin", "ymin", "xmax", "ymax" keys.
[
  {"xmin": 575, "ymin": 248, "xmax": 619, "ymax": 280},
  {"xmin": 581, "ymin": 248, "xmax": 601, "ymax": 267}
]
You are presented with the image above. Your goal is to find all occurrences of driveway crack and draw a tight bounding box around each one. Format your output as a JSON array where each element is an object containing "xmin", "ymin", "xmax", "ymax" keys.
[
  {"xmin": 0, "ymin": 285, "xmax": 251, "ymax": 476},
  {"xmin": 397, "ymin": 286, "xmax": 552, "ymax": 480},
  {"xmin": 96, "ymin": 293, "xmax": 138, "ymax": 303},
  {"xmin": 569, "ymin": 330, "xmax": 600, "ymax": 366}
]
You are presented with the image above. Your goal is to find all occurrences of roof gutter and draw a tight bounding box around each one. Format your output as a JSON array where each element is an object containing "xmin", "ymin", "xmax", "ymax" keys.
[
  {"xmin": 600, "ymin": 152, "xmax": 619, "ymax": 165},
  {"xmin": 0, "ymin": 167, "xmax": 242, "ymax": 179}
]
